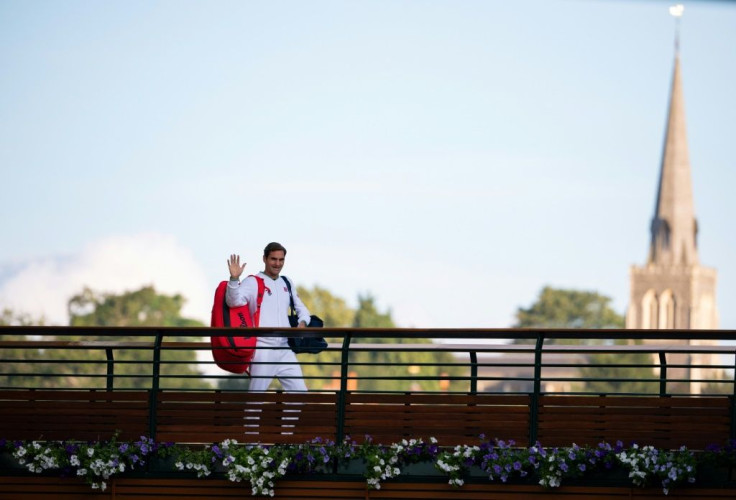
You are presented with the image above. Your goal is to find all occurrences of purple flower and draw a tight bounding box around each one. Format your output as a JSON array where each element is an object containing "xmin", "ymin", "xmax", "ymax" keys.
[
  {"xmin": 118, "ymin": 444, "xmax": 129, "ymax": 453},
  {"xmin": 513, "ymin": 461, "xmax": 521, "ymax": 471},
  {"xmin": 578, "ymin": 464, "xmax": 586, "ymax": 472}
]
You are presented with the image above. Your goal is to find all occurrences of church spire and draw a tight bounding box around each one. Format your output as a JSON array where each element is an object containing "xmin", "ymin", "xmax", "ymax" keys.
[{"xmin": 648, "ymin": 10, "xmax": 698, "ymax": 267}]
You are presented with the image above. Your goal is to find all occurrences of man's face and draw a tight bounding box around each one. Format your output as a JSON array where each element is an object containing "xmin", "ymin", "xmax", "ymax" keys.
[{"xmin": 263, "ymin": 250, "xmax": 286, "ymax": 279}]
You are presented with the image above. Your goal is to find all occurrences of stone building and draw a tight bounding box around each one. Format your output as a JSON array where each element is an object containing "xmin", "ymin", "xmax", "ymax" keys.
[
  {"xmin": 626, "ymin": 51, "xmax": 719, "ymax": 332},
  {"xmin": 626, "ymin": 47, "xmax": 720, "ymax": 394}
]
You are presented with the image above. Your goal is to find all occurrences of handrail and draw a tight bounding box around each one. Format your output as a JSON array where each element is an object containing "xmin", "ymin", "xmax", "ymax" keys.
[{"xmin": 3, "ymin": 324, "xmax": 736, "ymax": 338}]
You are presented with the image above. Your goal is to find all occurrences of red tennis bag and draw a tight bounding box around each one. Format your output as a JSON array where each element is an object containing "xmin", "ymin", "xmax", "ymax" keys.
[{"xmin": 210, "ymin": 280, "xmax": 260, "ymax": 374}]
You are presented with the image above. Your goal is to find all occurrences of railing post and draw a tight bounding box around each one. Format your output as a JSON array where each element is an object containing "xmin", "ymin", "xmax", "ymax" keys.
[
  {"xmin": 658, "ymin": 352, "xmax": 668, "ymax": 396},
  {"xmin": 731, "ymin": 352, "xmax": 736, "ymax": 441},
  {"xmin": 469, "ymin": 351, "xmax": 478, "ymax": 395},
  {"xmin": 148, "ymin": 331, "xmax": 163, "ymax": 440},
  {"xmin": 529, "ymin": 334, "xmax": 544, "ymax": 445},
  {"xmin": 335, "ymin": 333, "xmax": 352, "ymax": 445},
  {"xmin": 105, "ymin": 348, "xmax": 114, "ymax": 392}
]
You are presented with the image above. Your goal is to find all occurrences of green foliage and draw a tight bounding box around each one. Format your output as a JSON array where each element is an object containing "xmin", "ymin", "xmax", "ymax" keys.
[
  {"xmin": 514, "ymin": 286, "xmax": 624, "ymax": 330},
  {"xmin": 65, "ymin": 286, "xmax": 208, "ymax": 389},
  {"xmin": 0, "ymin": 288, "xmax": 209, "ymax": 390},
  {"xmin": 352, "ymin": 294, "xmax": 395, "ymax": 328},
  {"xmin": 513, "ymin": 287, "xmax": 655, "ymax": 393},
  {"xmin": 0, "ymin": 308, "xmax": 47, "ymax": 327},
  {"xmin": 578, "ymin": 339, "xmax": 658, "ymax": 394},
  {"xmin": 5, "ymin": 435, "xmax": 712, "ymax": 496},
  {"xmin": 296, "ymin": 285, "xmax": 354, "ymax": 327},
  {"xmin": 0, "ymin": 309, "xmax": 52, "ymax": 387},
  {"xmin": 68, "ymin": 286, "xmax": 201, "ymax": 327},
  {"xmin": 292, "ymin": 291, "xmax": 466, "ymax": 393}
]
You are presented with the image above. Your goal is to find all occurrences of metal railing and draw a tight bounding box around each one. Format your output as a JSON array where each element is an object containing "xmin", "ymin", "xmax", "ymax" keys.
[
  {"xmin": 2, "ymin": 326, "xmax": 735, "ymax": 443},
  {"xmin": 2, "ymin": 327, "xmax": 734, "ymax": 389}
]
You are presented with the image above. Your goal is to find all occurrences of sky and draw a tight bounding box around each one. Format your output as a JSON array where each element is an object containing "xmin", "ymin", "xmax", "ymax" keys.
[{"xmin": 1, "ymin": 0, "xmax": 735, "ymax": 330}]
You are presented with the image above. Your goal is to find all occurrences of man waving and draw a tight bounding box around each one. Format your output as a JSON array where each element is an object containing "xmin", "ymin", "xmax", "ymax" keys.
[{"xmin": 226, "ymin": 242, "xmax": 311, "ymax": 392}]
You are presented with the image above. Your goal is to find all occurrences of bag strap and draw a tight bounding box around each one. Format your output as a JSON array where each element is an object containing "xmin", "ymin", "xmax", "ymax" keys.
[
  {"xmin": 252, "ymin": 275, "xmax": 266, "ymax": 327},
  {"xmin": 221, "ymin": 282, "xmax": 232, "ymax": 327},
  {"xmin": 282, "ymin": 276, "xmax": 298, "ymax": 320}
]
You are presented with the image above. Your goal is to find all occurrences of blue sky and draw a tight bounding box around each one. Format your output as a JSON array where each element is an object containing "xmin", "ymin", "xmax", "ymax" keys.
[{"xmin": 1, "ymin": 0, "xmax": 735, "ymax": 329}]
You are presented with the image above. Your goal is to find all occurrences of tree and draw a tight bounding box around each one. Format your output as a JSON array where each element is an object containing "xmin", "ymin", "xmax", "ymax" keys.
[
  {"xmin": 68, "ymin": 286, "xmax": 201, "ymax": 327},
  {"xmin": 352, "ymin": 294, "xmax": 395, "ymax": 328},
  {"xmin": 578, "ymin": 339, "xmax": 658, "ymax": 394},
  {"xmin": 514, "ymin": 286, "xmax": 624, "ymax": 330},
  {"xmin": 65, "ymin": 286, "xmax": 209, "ymax": 390},
  {"xmin": 296, "ymin": 285, "xmax": 354, "ymax": 327},
  {"xmin": 295, "ymin": 292, "xmax": 466, "ymax": 393},
  {"xmin": 0, "ymin": 287, "xmax": 210, "ymax": 390},
  {"xmin": 513, "ymin": 286, "xmax": 654, "ymax": 393},
  {"xmin": 0, "ymin": 308, "xmax": 46, "ymax": 327},
  {"xmin": 0, "ymin": 309, "xmax": 55, "ymax": 388}
]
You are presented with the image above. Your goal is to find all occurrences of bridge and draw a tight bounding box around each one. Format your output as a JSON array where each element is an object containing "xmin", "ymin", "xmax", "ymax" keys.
[{"xmin": 1, "ymin": 326, "xmax": 735, "ymax": 498}]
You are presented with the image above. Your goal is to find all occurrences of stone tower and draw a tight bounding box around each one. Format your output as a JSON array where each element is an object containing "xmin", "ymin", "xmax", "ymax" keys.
[{"xmin": 626, "ymin": 52, "xmax": 719, "ymax": 331}]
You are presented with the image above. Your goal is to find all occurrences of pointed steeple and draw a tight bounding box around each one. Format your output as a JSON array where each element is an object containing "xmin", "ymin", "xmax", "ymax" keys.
[{"xmin": 648, "ymin": 54, "xmax": 698, "ymax": 266}]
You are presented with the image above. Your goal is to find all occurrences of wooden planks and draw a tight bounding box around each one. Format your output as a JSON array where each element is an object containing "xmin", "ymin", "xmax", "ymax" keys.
[
  {"xmin": 343, "ymin": 393, "xmax": 531, "ymax": 446},
  {"xmin": 0, "ymin": 390, "xmax": 149, "ymax": 441},
  {"xmin": 0, "ymin": 388, "xmax": 731, "ymax": 451},
  {"xmin": 537, "ymin": 395, "xmax": 732, "ymax": 448},
  {"xmin": 155, "ymin": 391, "xmax": 339, "ymax": 444}
]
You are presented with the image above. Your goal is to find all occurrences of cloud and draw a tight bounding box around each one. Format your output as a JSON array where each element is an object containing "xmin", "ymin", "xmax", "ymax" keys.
[{"xmin": 0, "ymin": 233, "xmax": 210, "ymax": 325}]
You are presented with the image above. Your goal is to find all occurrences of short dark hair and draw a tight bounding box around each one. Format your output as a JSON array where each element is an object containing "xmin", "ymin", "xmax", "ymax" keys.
[{"xmin": 263, "ymin": 242, "xmax": 287, "ymax": 258}]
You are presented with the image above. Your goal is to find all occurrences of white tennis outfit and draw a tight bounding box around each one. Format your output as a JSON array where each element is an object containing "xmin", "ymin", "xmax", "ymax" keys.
[{"xmin": 226, "ymin": 272, "xmax": 311, "ymax": 392}]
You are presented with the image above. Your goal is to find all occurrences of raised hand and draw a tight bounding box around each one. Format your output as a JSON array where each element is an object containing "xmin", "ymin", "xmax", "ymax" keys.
[{"xmin": 227, "ymin": 254, "xmax": 246, "ymax": 279}]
